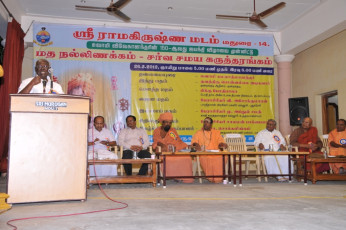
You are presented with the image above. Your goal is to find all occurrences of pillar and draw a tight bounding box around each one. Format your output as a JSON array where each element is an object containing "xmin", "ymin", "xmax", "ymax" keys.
[{"xmin": 274, "ymin": 54, "xmax": 295, "ymax": 136}]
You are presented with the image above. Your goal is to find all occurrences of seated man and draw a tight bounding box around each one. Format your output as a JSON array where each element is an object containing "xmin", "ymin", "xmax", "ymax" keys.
[
  {"xmin": 18, "ymin": 59, "xmax": 64, "ymax": 94},
  {"xmin": 290, "ymin": 117, "xmax": 329, "ymax": 173},
  {"xmin": 191, "ymin": 117, "xmax": 227, "ymax": 183},
  {"xmin": 328, "ymin": 119, "xmax": 346, "ymax": 174},
  {"xmin": 152, "ymin": 112, "xmax": 193, "ymax": 183},
  {"xmin": 88, "ymin": 116, "xmax": 118, "ymax": 177},
  {"xmin": 254, "ymin": 119, "xmax": 291, "ymax": 181},
  {"xmin": 118, "ymin": 115, "xmax": 151, "ymax": 175}
]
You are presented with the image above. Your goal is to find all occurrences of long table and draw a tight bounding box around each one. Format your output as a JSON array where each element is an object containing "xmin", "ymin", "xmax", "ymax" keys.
[
  {"xmin": 308, "ymin": 157, "xmax": 346, "ymax": 183},
  {"xmin": 236, "ymin": 151, "xmax": 309, "ymax": 186},
  {"xmin": 160, "ymin": 151, "xmax": 309, "ymax": 187},
  {"xmin": 88, "ymin": 158, "xmax": 161, "ymax": 187}
]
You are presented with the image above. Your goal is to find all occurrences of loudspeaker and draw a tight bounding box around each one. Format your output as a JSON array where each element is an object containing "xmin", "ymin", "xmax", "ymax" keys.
[{"xmin": 289, "ymin": 97, "xmax": 309, "ymax": 126}]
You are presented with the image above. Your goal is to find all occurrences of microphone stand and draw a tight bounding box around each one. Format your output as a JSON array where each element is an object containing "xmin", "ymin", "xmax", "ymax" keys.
[
  {"xmin": 42, "ymin": 80, "xmax": 47, "ymax": 94},
  {"xmin": 48, "ymin": 68, "xmax": 54, "ymax": 93}
]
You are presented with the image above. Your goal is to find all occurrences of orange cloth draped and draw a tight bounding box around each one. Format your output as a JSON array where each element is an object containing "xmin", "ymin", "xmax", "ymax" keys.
[
  {"xmin": 191, "ymin": 129, "xmax": 225, "ymax": 183},
  {"xmin": 328, "ymin": 129, "xmax": 346, "ymax": 173},
  {"xmin": 297, "ymin": 127, "xmax": 319, "ymax": 152},
  {"xmin": 297, "ymin": 127, "xmax": 329, "ymax": 173},
  {"xmin": 158, "ymin": 112, "xmax": 173, "ymax": 123},
  {"xmin": 153, "ymin": 127, "xmax": 193, "ymax": 183}
]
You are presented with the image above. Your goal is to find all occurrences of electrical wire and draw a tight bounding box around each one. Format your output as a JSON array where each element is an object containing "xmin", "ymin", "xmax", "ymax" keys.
[{"xmin": 7, "ymin": 117, "xmax": 128, "ymax": 230}]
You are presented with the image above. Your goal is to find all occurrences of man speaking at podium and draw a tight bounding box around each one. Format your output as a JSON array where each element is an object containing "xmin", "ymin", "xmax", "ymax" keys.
[{"xmin": 18, "ymin": 59, "xmax": 64, "ymax": 94}]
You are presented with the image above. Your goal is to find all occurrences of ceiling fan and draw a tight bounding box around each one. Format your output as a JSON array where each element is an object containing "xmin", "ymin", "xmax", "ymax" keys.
[
  {"xmin": 75, "ymin": 0, "xmax": 131, "ymax": 22},
  {"xmin": 216, "ymin": 0, "xmax": 286, "ymax": 28}
]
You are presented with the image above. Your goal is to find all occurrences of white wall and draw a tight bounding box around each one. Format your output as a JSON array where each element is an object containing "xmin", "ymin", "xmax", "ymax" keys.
[{"xmin": 291, "ymin": 30, "xmax": 346, "ymax": 135}]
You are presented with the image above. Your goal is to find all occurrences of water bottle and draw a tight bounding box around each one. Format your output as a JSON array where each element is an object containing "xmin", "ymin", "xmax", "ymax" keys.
[
  {"xmin": 323, "ymin": 149, "xmax": 327, "ymax": 159},
  {"xmin": 269, "ymin": 144, "xmax": 274, "ymax": 152},
  {"xmin": 133, "ymin": 151, "xmax": 137, "ymax": 159}
]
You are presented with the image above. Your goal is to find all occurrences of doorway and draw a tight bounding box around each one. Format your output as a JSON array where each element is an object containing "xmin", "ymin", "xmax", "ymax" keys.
[{"xmin": 322, "ymin": 91, "xmax": 338, "ymax": 134}]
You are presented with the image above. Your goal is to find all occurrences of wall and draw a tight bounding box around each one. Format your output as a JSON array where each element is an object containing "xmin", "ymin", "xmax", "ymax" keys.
[{"xmin": 291, "ymin": 30, "xmax": 346, "ymax": 135}]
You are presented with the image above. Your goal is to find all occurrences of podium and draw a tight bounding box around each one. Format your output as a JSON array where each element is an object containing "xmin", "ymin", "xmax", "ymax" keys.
[{"xmin": 7, "ymin": 94, "xmax": 90, "ymax": 203}]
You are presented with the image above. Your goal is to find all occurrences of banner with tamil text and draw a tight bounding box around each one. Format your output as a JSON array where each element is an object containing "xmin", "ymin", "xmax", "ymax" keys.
[{"xmin": 33, "ymin": 23, "xmax": 274, "ymax": 143}]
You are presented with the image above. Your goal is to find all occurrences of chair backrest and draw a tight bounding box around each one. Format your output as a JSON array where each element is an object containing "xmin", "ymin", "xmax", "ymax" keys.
[
  {"xmin": 320, "ymin": 134, "xmax": 329, "ymax": 154},
  {"xmin": 224, "ymin": 134, "xmax": 247, "ymax": 152},
  {"xmin": 285, "ymin": 135, "xmax": 290, "ymax": 146}
]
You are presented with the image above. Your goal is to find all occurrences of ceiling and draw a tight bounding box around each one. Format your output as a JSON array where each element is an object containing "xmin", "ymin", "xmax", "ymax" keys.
[{"xmin": 15, "ymin": 0, "xmax": 322, "ymax": 32}]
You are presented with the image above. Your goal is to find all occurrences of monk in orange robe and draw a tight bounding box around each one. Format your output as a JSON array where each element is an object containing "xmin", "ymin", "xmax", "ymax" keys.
[
  {"xmin": 152, "ymin": 112, "xmax": 193, "ymax": 183},
  {"xmin": 328, "ymin": 119, "xmax": 346, "ymax": 174},
  {"xmin": 290, "ymin": 117, "xmax": 330, "ymax": 173},
  {"xmin": 191, "ymin": 117, "xmax": 227, "ymax": 183}
]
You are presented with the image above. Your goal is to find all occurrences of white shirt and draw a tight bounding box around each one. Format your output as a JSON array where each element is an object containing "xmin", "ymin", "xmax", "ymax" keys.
[
  {"xmin": 254, "ymin": 129, "xmax": 286, "ymax": 151},
  {"xmin": 18, "ymin": 76, "xmax": 64, "ymax": 94},
  {"xmin": 88, "ymin": 127, "xmax": 116, "ymax": 151},
  {"xmin": 118, "ymin": 127, "xmax": 149, "ymax": 150}
]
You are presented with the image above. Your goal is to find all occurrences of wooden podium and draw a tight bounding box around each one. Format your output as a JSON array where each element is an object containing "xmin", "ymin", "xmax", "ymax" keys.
[{"xmin": 7, "ymin": 94, "xmax": 90, "ymax": 203}]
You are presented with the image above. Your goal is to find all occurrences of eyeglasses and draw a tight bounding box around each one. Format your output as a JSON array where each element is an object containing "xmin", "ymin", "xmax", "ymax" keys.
[
  {"xmin": 37, "ymin": 65, "xmax": 49, "ymax": 69},
  {"xmin": 203, "ymin": 120, "xmax": 211, "ymax": 123}
]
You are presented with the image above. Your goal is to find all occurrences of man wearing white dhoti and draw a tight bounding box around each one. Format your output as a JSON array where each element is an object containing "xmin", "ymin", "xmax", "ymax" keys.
[
  {"xmin": 254, "ymin": 119, "xmax": 292, "ymax": 181},
  {"xmin": 88, "ymin": 116, "xmax": 118, "ymax": 177}
]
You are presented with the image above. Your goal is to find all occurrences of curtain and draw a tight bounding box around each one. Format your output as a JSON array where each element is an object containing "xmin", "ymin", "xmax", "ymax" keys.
[{"xmin": 0, "ymin": 19, "xmax": 25, "ymax": 173}]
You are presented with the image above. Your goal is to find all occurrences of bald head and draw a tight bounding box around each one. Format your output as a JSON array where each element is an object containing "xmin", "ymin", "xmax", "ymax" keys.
[{"xmin": 302, "ymin": 117, "xmax": 312, "ymax": 130}]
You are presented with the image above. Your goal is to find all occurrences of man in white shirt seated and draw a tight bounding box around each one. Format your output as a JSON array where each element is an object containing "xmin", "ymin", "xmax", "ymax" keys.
[
  {"xmin": 18, "ymin": 59, "xmax": 64, "ymax": 94},
  {"xmin": 118, "ymin": 115, "xmax": 151, "ymax": 175},
  {"xmin": 254, "ymin": 119, "xmax": 291, "ymax": 181},
  {"xmin": 88, "ymin": 116, "xmax": 118, "ymax": 177}
]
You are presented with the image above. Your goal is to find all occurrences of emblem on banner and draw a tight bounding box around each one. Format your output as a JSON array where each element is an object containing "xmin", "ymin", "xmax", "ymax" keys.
[
  {"xmin": 340, "ymin": 139, "xmax": 346, "ymax": 145},
  {"xmin": 118, "ymin": 98, "xmax": 129, "ymax": 112},
  {"xmin": 273, "ymin": 135, "xmax": 280, "ymax": 143},
  {"xmin": 34, "ymin": 27, "xmax": 53, "ymax": 46}
]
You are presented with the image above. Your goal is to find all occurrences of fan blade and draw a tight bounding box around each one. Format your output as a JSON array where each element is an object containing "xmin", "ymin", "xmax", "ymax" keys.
[
  {"xmin": 75, "ymin": 5, "xmax": 107, "ymax": 11},
  {"xmin": 258, "ymin": 2, "xmax": 286, "ymax": 18},
  {"xmin": 250, "ymin": 19, "xmax": 267, "ymax": 28},
  {"xmin": 113, "ymin": 0, "xmax": 131, "ymax": 8},
  {"xmin": 107, "ymin": 9, "xmax": 131, "ymax": 22},
  {"xmin": 216, "ymin": 14, "xmax": 249, "ymax": 20}
]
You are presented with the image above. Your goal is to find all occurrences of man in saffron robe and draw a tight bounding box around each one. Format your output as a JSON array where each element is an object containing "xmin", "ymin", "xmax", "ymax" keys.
[
  {"xmin": 328, "ymin": 119, "xmax": 346, "ymax": 174},
  {"xmin": 152, "ymin": 112, "xmax": 193, "ymax": 183},
  {"xmin": 191, "ymin": 117, "xmax": 228, "ymax": 183},
  {"xmin": 290, "ymin": 117, "xmax": 330, "ymax": 173}
]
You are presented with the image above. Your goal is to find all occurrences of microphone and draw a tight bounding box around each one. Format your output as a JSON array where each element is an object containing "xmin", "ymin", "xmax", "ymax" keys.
[
  {"xmin": 48, "ymin": 68, "xmax": 54, "ymax": 92},
  {"xmin": 42, "ymin": 79, "xmax": 47, "ymax": 93}
]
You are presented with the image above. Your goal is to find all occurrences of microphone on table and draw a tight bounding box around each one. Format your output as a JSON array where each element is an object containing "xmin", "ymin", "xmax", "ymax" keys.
[{"xmin": 42, "ymin": 79, "xmax": 47, "ymax": 93}]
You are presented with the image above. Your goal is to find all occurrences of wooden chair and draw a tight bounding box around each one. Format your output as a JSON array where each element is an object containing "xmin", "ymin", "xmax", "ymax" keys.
[
  {"xmin": 320, "ymin": 134, "xmax": 329, "ymax": 155},
  {"xmin": 192, "ymin": 154, "xmax": 204, "ymax": 184},
  {"xmin": 225, "ymin": 134, "xmax": 263, "ymax": 182},
  {"xmin": 285, "ymin": 134, "xmax": 298, "ymax": 152},
  {"xmin": 110, "ymin": 145, "xmax": 124, "ymax": 175},
  {"xmin": 117, "ymin": 146, "xmax": 154, "ymax": 176},
  {"xmin": 285, "ymin": 135, "xmax": 290, "ymax": 146},
  {"xmin": 255, "ymin": 147, "xmax": 268, "ymax": 182}
]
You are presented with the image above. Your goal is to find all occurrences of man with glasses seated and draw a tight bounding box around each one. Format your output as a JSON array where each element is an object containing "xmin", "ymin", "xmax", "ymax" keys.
[
  {"xmin": 18, "ymin": 59, "xmax": 64, "ymax": 94},
  {"xmin": 191, "ymin": 117, "xmax": 227, "ymax": 183},
  {"xmin": 254, "ymin": 119, "xmax": 290, "ymax": 182}
]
